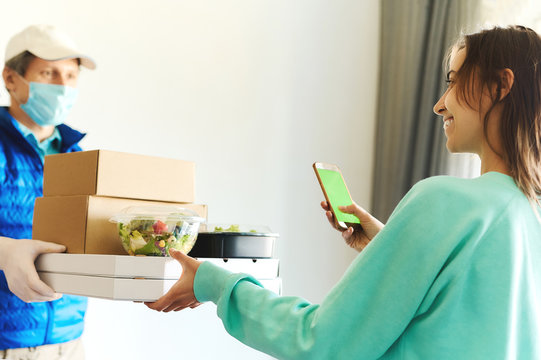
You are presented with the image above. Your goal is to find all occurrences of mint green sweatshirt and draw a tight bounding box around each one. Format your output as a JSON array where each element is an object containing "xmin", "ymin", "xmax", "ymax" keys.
[{"xmin": 194, "ymin": 172, "xmax": 541, "ymax": 359}]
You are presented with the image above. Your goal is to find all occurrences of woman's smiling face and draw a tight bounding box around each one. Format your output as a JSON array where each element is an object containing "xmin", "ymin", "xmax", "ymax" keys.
[{"xmin": 433, "ymin": 48, "xmax": 492, "ymax": 155}]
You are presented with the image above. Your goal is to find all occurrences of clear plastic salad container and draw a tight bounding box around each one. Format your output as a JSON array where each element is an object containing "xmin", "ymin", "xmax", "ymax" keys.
[{"xmin": 109, "ymin": 206, "xmax": 205, "ymax": 256}]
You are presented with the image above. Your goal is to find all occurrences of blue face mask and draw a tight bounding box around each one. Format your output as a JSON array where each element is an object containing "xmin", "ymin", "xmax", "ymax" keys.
[{"xmin": 20, "ymin": 82, "xmax": 79, "ymax": 127}]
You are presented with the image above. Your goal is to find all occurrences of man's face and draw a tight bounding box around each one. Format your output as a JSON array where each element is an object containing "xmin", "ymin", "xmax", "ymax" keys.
[{"xmin": 4, "ymin": 57, "xmax": 80, "ymax": 104}]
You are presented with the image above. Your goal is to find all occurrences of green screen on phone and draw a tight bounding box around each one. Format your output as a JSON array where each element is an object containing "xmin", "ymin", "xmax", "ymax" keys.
[{"xmin": 316, "ymin": 168, "xmax": 360, "ymax": 224}]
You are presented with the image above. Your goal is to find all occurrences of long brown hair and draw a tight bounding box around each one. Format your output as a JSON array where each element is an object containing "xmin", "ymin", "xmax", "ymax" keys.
[{"xmin": 453, "ymin": 25, "xmax": 541, "ymax": 211}]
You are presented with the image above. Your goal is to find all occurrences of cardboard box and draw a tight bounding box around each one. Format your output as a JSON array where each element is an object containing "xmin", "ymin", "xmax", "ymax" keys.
[
  {"xmin": 36, "ymin": 253, "xmax": 185, "ymax": 279},
  {"xmin": 196, "ymin": 258, "xmax": 280, "ymax": 279},
  {"xmin": 32, "ymin": 196, "xmax": 207, "ymax": 255},
  {"xmin": 38, "ymin": 273, "xmax": 177, "ymax": 301},
  {"xmin": 36, "ymin": 254, "xmax": 281, "ymax": 301},
  {"xmin": 37, "ymin": 273, "xmax": 281, "ymax": 301},
  {"xmin": 43, "ymin": 150, "xmax": 195, "ymax": 203},
  {"xmin": 36, "ymin": 254, "xmax": 280, "ymax": 279}
]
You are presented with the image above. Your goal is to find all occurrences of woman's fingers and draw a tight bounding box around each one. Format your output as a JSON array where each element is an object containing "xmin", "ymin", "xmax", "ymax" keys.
[
  {"xmin": 341, "ymin": 227, "xmax": 354, "ymax": 240},
  {"xmin": 325, "ymin": 211, "xmax": 335, "ymax": 226},
  {"xmin": 146, "ymin": 293, "xmax": 195, "ymax": 312},
  {"xmin": 338, "ymin": 203, "xmax": 366, "ymax": 220},
  {"xmin": 320, "ymin": 201, "xmax": 330, "ymax": 211},
  {"xmin": 324, "ymin": 201, "xmax": 366, "ymax": 223},
  {"xmin": 145, "ymin": 297, "xmax": 169, "ymax": 311},
  {"xmin": 322, "ymin": 203, "xmax": 347, "ymax": 232},
  {"xmin": 145, "ymin": 250, "xmax": 202, "ymax": 313},
  {"xmin": 163, "ymin": 299, "xmax": 200, "ymax": 313},
  {"xmin": 320, "ymin": 200, "xmax": 383, "ymax": 252},
  {"xmin": 168, "ymin": 247, "xmax": 188, "ymax": 264}
]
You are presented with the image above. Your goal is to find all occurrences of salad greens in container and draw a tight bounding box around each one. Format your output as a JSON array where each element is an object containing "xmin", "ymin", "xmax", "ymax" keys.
[{"xmin": 109, "ymin": 206, "xmax": 205, "ymax": 256}]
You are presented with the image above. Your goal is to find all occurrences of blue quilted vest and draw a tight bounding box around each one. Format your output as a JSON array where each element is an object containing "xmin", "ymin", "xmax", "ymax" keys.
[{"xmin": 0, "ymin": 107, "xmax": 87, "ymax": 349}]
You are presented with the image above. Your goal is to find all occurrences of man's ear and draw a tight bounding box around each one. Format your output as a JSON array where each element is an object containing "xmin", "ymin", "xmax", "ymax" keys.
[
  {"xmin": 498, "ymin": 68, "xmax": 514, "ymax": 101},
  {"xmin": 2, "ymin": 67, "xmax": 16, "ymax": 93}
]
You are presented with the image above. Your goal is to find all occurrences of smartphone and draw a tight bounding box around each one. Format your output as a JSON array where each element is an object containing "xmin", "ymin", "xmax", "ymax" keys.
[{"xmin": 313, "ymin": 162, "xmax": 360, "ymax": 230}]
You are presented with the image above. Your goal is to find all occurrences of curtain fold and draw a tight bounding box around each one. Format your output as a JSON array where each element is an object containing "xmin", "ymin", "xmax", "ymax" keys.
[{"xmin": 372, "ymin": 0, "xmax": 481, "ymax": 221}]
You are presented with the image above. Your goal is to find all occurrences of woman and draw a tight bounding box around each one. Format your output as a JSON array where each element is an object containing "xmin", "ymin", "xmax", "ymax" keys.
[{"xmin": 146, "ymin": 26, "xmax": 541, "ymax": 359}]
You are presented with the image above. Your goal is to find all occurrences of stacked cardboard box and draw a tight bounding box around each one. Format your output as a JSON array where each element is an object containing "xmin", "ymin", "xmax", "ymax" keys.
[
  {"xmin": 32, "ymin": 150, "xmax": 207, "ymax": 255},
  {"xmin": 35, "ymin": 254, "xmax": 281, "ymax": 301},
  {"xmin": 33, "ymin": 150, "xmax": 281, "ymax": 301}
]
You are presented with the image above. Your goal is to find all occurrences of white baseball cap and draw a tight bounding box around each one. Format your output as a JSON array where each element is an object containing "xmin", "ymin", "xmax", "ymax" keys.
[{"xmin": 5, "ymin": 24, "xmax": 96, "ymax": 69}]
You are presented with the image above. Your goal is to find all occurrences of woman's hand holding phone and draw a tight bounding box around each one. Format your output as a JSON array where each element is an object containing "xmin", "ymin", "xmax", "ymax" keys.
[
  {"xmin": 320, "ymin": 200, "xmax": 384, "ymax": 252},
  {"xmin": 313, "ymin": 162, "xmax": 384, "ymax": 252}
]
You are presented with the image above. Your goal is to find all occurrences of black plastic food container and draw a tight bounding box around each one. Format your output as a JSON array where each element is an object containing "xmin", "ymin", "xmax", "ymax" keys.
[{"xmin": 188, "ymin": 224, "xmax": 278, "ymax": 259}]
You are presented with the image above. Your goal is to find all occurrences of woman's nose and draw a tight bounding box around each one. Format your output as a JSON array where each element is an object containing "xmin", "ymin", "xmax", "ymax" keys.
[{"xmin": 433, "ymin": 94, "xmax": 446, "ymax": 115}]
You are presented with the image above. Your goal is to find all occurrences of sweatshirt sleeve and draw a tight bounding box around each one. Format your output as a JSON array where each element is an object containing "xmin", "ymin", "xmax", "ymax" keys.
[{"xmin": 193, "ymin": 177, "xmax": 483, "ymax": 359}]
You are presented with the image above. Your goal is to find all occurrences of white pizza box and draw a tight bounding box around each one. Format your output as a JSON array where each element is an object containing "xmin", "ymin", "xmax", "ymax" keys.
[
  {"xmin": 35, "ymin": 253, "xmax": 281, "ymax": 301},
  {"xmin": 37, "ymin": 272, "xmax": 282, "ymax": 301},
  {"xmin": 35, "ymin": 253, "xmax": 280, "ymax": 280}
]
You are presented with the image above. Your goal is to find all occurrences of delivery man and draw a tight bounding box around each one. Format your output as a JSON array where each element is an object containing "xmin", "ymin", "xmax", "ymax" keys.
[{"xmin": 0, "ymin": 25, "xmax": 95, "ymax": 359}]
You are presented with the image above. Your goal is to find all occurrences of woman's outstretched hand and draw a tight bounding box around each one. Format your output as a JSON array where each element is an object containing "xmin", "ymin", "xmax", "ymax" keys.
[
  {"xmin": 145, "ymin": 248, "xmax": 202, "ymax": 312},
  {"xmin": 321, "ymin": 201, "xmax": 384, "ymax": 252}
]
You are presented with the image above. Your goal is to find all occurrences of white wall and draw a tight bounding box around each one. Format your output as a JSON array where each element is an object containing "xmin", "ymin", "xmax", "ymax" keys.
[{"xmin": 1, "ymin": 1, "xmax": 379, "ymax": 359}]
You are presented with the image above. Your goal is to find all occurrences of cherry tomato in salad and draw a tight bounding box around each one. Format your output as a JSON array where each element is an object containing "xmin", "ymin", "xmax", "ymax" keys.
[{"xmin": 152, "ymin": 220, "xmax": 168, "ymax": 234}]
